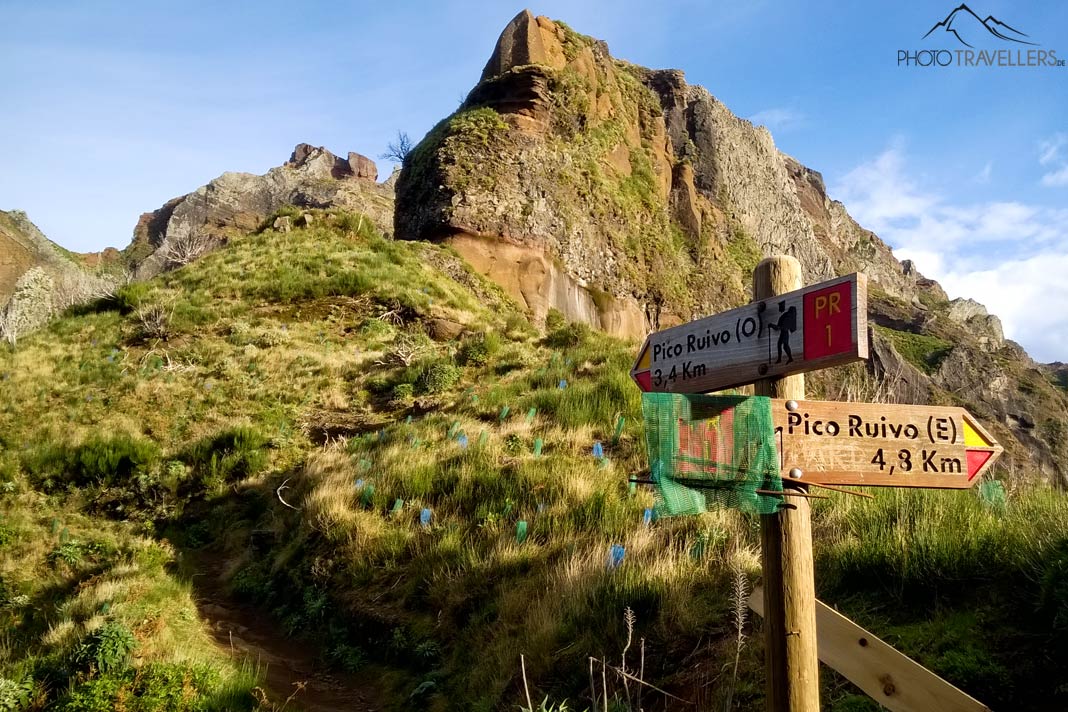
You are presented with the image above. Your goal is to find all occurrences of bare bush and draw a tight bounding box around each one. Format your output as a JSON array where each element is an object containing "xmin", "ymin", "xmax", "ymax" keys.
[
  {"xmin": 377, "ymin": 330, "xmax": 430, "ymax": 367},
  {"xmin": 135, "ymin": 301, "xmax": 174, "ymax": 342},
  {"xmin": 380, "ymin": 130, "xmax": 413, "ymax": 163},
  {"xmin": 165, "ymin": 232, "xmax": 213, "ymax": 267},
  {"xmin": 52, "ymin": 269, "xmax": 119, "ymax": 311}
]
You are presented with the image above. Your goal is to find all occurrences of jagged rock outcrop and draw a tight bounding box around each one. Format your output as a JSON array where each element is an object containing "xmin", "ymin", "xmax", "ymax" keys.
[
  {"xmin": 946, "ymin": 297, "xmax": 1005, "ymax": 349},
  {"xmin": 128, "ymin": 144, "xmax": 394, "ymax": 279},
  {"xmin": 0, "ymin": 210, "xmax": 116, "ymax": 339},
  {"xmin": 394, "ymin": 11, "xmax": 1068, "ymax": 484},
  {"xmin": 395, "ymin": 11, "xmax": 946, "ymax": 337}
]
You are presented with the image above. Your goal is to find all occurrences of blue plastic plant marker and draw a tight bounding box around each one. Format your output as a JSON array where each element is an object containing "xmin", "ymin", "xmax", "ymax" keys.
[
  {"xmin": 60, "ymin": 527, "xmax": 70, "ymax": 544},
  {"xmin": 608, "ymin": 545, "xmax": 625, "ymax": 570},
  {"xmin": 558, "ymin": 379, "xmax": 568, "ymax": 390},
  {"xmin": 448, "ymin": 421, "xmax": 460, "ymax": 438},
  {"xmin": 691, "ymin": 535, "xmax": 706, "ymax": 561},
  {"xmin": 499, "ymin": 405, "xmax": 510, "ymax": 422},
  {"xmin": 420, "ymin": 508, "xmax": 432, "ymax": 528},
  {"xmin": 478, "ymin": 430, "xmax": 488, "ymax": 447},
  {"xmin": 526, "ymin": 407, "xmax": 536, "ymax": 424},
  {"xmin": 392, "ymin": 498, "xmax": 404, "ymax": 515},
  {"xmin": 100, "ymin": 601, "xmax": 111, "ymax": 614},
  {"xmin": 516, "ymin": 520, "xmax": 528, "ymax": 543},
  {"xmin": 51, "ymin": 518, "xmax": 60, "ymax": 534},
  {"xmin": 628, "ymin": 481, "xmax": 637, "ymax": 496},
  {"xmin": 592, "ymin": 442, "xmax": 604, "ymax": 459},
  {"xmin": 355, "ymin": 478, "xmax": 365, "ymax": 489},
  {"xmin": 406, "ymin": 415, "xmax": 412, "ymax": 425},
  {"xmin": 533, "ymin": 438, "xmax": 544, "ymax": 457},
  {"xmin": 612, "ymin": 416, "xmax": 625, "ymax": 444},
  {"xmin": 643, "ymin": 508, "xmax": 653, "ymax": 527},
  {"xmin": 359, "ymin": 458, "xmax": 372, "ymax": 472},
  {"xmin": 378, "ymin": 429, "xmax": 385, "ymax": 441},
  {"xmin": 422, "ymin": 287, "xmax": 429, "ymax": 293},
  {"xmin": 471, "ymin": 394, "xmax": 479, "ymax": 404},
  {"xmin": 457, "ymin": 434, "xmax": 469, "ymax": 450},
  {"xmin": 361, "ymin": 484, "xmax": 375, "ymax": 506}
]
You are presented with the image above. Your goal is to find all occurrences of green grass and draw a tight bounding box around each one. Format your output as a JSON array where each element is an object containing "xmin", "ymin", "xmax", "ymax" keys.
[
  {"xmin": 3, "ymin": 211, "xmax": 1068, "ymax": 710},
  {"xmin": 0, "ymin": 487, "xmax": 261, "ymax": 711},
  {"xmin": 875, "ymin": 325, "xmax": 954, "ymax": 374}
]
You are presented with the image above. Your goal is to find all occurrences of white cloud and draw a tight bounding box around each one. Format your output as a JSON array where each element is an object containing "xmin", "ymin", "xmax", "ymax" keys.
[
  {"xmin": 1041, "ymin": 165, "xmax": 1068, "ymax": 187},
  {"xmin": 1039, "ymin": 133, "xmax": 1068, "ymax": 187},
  {"xmin": 834, "ymin": 145, "xmax": 1068, "ymax": 362},
  {"xmin": 747, "ymin": 107, "xmax": 805, "ymax": 132},
  {"xmin": 974, "ymin": 161, "xmax": 992, "ymax": 184},
  {"xmin": 1039, "ymin": 133, "xmax": 1067, "ymax": 165}
]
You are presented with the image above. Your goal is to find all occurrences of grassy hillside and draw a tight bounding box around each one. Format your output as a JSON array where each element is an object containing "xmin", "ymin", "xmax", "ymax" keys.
[{"xmin": 2, "ymin": 212, "xmax": 1068, "ymax": 711}]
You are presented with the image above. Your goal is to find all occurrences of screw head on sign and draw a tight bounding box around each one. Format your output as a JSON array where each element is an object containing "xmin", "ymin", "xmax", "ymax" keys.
[
  {"xmin": 758, "ymin": 364, "xmax": 768, "ymax": 376},
  {"xmin": 789, "ymin": 468, "xmax": 803, "ymax": 479},
  {"xmin": 786, "ymin": 400, "xmax": 799, "ymax": 412}
]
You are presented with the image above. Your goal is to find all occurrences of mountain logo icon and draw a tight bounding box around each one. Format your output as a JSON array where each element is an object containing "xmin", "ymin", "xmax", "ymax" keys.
[{"xmin": 923, "ymin": 4, "xmax": 1039, "ymax": 48}]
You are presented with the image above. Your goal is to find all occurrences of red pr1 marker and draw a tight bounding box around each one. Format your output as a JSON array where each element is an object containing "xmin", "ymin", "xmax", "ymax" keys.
[{"xmin": 803, "ymin": 281, "xmax": 853, "ymax": 359}]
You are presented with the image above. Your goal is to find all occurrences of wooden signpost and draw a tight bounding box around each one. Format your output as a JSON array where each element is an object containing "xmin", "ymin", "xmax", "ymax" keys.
[
  {"xmin": 631, "ymin": 256, "xmax": 1003, "ymax": 711},
  {"xmin": 631, "ymin": 273, "xmax": 868, "ymax": 394},
  {"xmin": 772, "ymin": 399, "xmax": 1002, "ymax": 488}
]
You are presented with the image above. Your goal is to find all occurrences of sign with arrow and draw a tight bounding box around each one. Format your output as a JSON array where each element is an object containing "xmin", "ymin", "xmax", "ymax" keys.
[
  {"xmin": 772, "ymin": 399, "xmax": 1002, "ymax": 488},
  {"xmin": 631, "ymin": 274, "xmax": 868, "ymax": 394}
]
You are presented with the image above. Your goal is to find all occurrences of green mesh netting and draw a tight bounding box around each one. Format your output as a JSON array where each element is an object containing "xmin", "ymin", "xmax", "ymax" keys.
[
  {"xmin": 642, "ymin": 393, "xmax": 783, "ymax": 516},
  {"xmin": 979, "ymin": 479, "xmax": 1006, "ymax": 512}
]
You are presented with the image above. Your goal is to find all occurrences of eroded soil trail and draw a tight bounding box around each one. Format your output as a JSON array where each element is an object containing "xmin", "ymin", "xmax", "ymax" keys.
[{"xmin": 190, "ymin": 559, "xmax": 389, "ymax": 712}]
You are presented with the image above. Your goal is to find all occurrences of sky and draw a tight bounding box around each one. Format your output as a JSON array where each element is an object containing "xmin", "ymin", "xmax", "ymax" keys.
[{"xmin": 1, "ymin": 1, "xmax": 1066, "ymax": 360}]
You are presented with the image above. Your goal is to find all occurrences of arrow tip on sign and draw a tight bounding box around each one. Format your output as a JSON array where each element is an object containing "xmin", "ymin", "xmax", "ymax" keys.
[
  {"xmin": 635, "ymin": 341, "xmax": 651, "ymax": 371},
  {"xmin": 634, "ymin": 370, "xmax": 652, "ymax": 392},
  {"xmin": 966, "ymin": 449, "xmax": 993, "ymax": 481},
  {"xmin": 963, "ymin": 419, "xmax": 992, "ymax": 448}
]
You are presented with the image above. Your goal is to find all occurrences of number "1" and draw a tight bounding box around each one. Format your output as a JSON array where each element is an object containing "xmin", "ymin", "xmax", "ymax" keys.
[{"xmin": 826, "ymin": 324, "xmax": 832, "ymax": 347}]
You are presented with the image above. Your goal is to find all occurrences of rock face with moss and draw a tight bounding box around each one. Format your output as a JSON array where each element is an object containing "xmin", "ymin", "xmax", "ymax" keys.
[
  {"xmin": 395, "ymin": 10, "xmax": 1068, "ymax": 483},
  {"xmin": 394, "ymin": 10, "xmax": 945, "ymax": 336},
  {"xmin": 128, "ymin": 144, "xmax": 394, "ymax": 279}
]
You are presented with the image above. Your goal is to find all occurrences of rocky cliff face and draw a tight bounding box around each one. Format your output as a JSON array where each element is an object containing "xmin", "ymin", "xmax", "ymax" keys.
[
  {"xmin": 394, "ymin": 10, "xmax": 1068, "ymax": 483},
  {"xmin": 0, "ymin": 210, "xmax": 116, "ymax": 343},
  {"xmin": 127, "ymin": 144, "xmax": 394, "ymax": 279}
]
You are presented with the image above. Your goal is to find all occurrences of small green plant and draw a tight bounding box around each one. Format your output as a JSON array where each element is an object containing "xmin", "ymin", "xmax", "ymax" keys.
[
  {"xmin": 545, "ymin": 321, "xmax": 589, "ymax": 349},
  {"xmin": 72, "ymin": 622, "xmax": 137, "ymax": 674},
  {"xmin": 545, "ymin": 308, "xmax": 567, "ymax": 333},
  {"xmin": 416, "ymin": 360, "xmax": 461, "ymax": 394},
  {"xmin": 0, "ymin": 676, "xmax": 34, "ymax": 711},
  {"xmin": 24, "ymin": 434, "xmax": 160, "ymax": 490},
  {"xmin": 112, "ymin": 282, "xmax": 150, "ymax": 314},
  {"xmin": 456, "ymin": 332, "xmax": 500, "ymax": 366},
  {"xmin": 184, "ymin": 427, "xmax": 269, "ymax": 489}
]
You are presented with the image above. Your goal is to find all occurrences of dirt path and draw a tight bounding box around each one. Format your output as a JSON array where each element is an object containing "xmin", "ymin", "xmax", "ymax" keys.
[{"xmin": 190, "ymin": 561, "xmax": 389, "ymax": 712}]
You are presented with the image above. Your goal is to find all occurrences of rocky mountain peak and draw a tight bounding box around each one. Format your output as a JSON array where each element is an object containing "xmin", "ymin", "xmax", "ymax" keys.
[{"xmin": 127, "ymin": 143, "xmax": 393, "ymax": 279}]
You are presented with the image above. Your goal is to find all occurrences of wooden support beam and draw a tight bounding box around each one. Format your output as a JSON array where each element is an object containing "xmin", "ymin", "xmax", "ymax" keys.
[
  {"xmin": 754, "ymin": 257, "xmax": 821, "ymax": 712},
  {"xmin": 749, "ymin": 587, "xmax": 991, "ymax": 712}
]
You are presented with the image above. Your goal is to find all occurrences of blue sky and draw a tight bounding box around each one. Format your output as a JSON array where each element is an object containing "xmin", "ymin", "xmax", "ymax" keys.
[{"xmin": 2, "ymin": 1, "xmax": 1066, "ymax": 360}]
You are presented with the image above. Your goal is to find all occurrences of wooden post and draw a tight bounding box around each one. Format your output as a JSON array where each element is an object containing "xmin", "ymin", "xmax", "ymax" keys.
[{"xmin": 754, "ymin": 257, "xmax": 821, "ymax": 711}]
